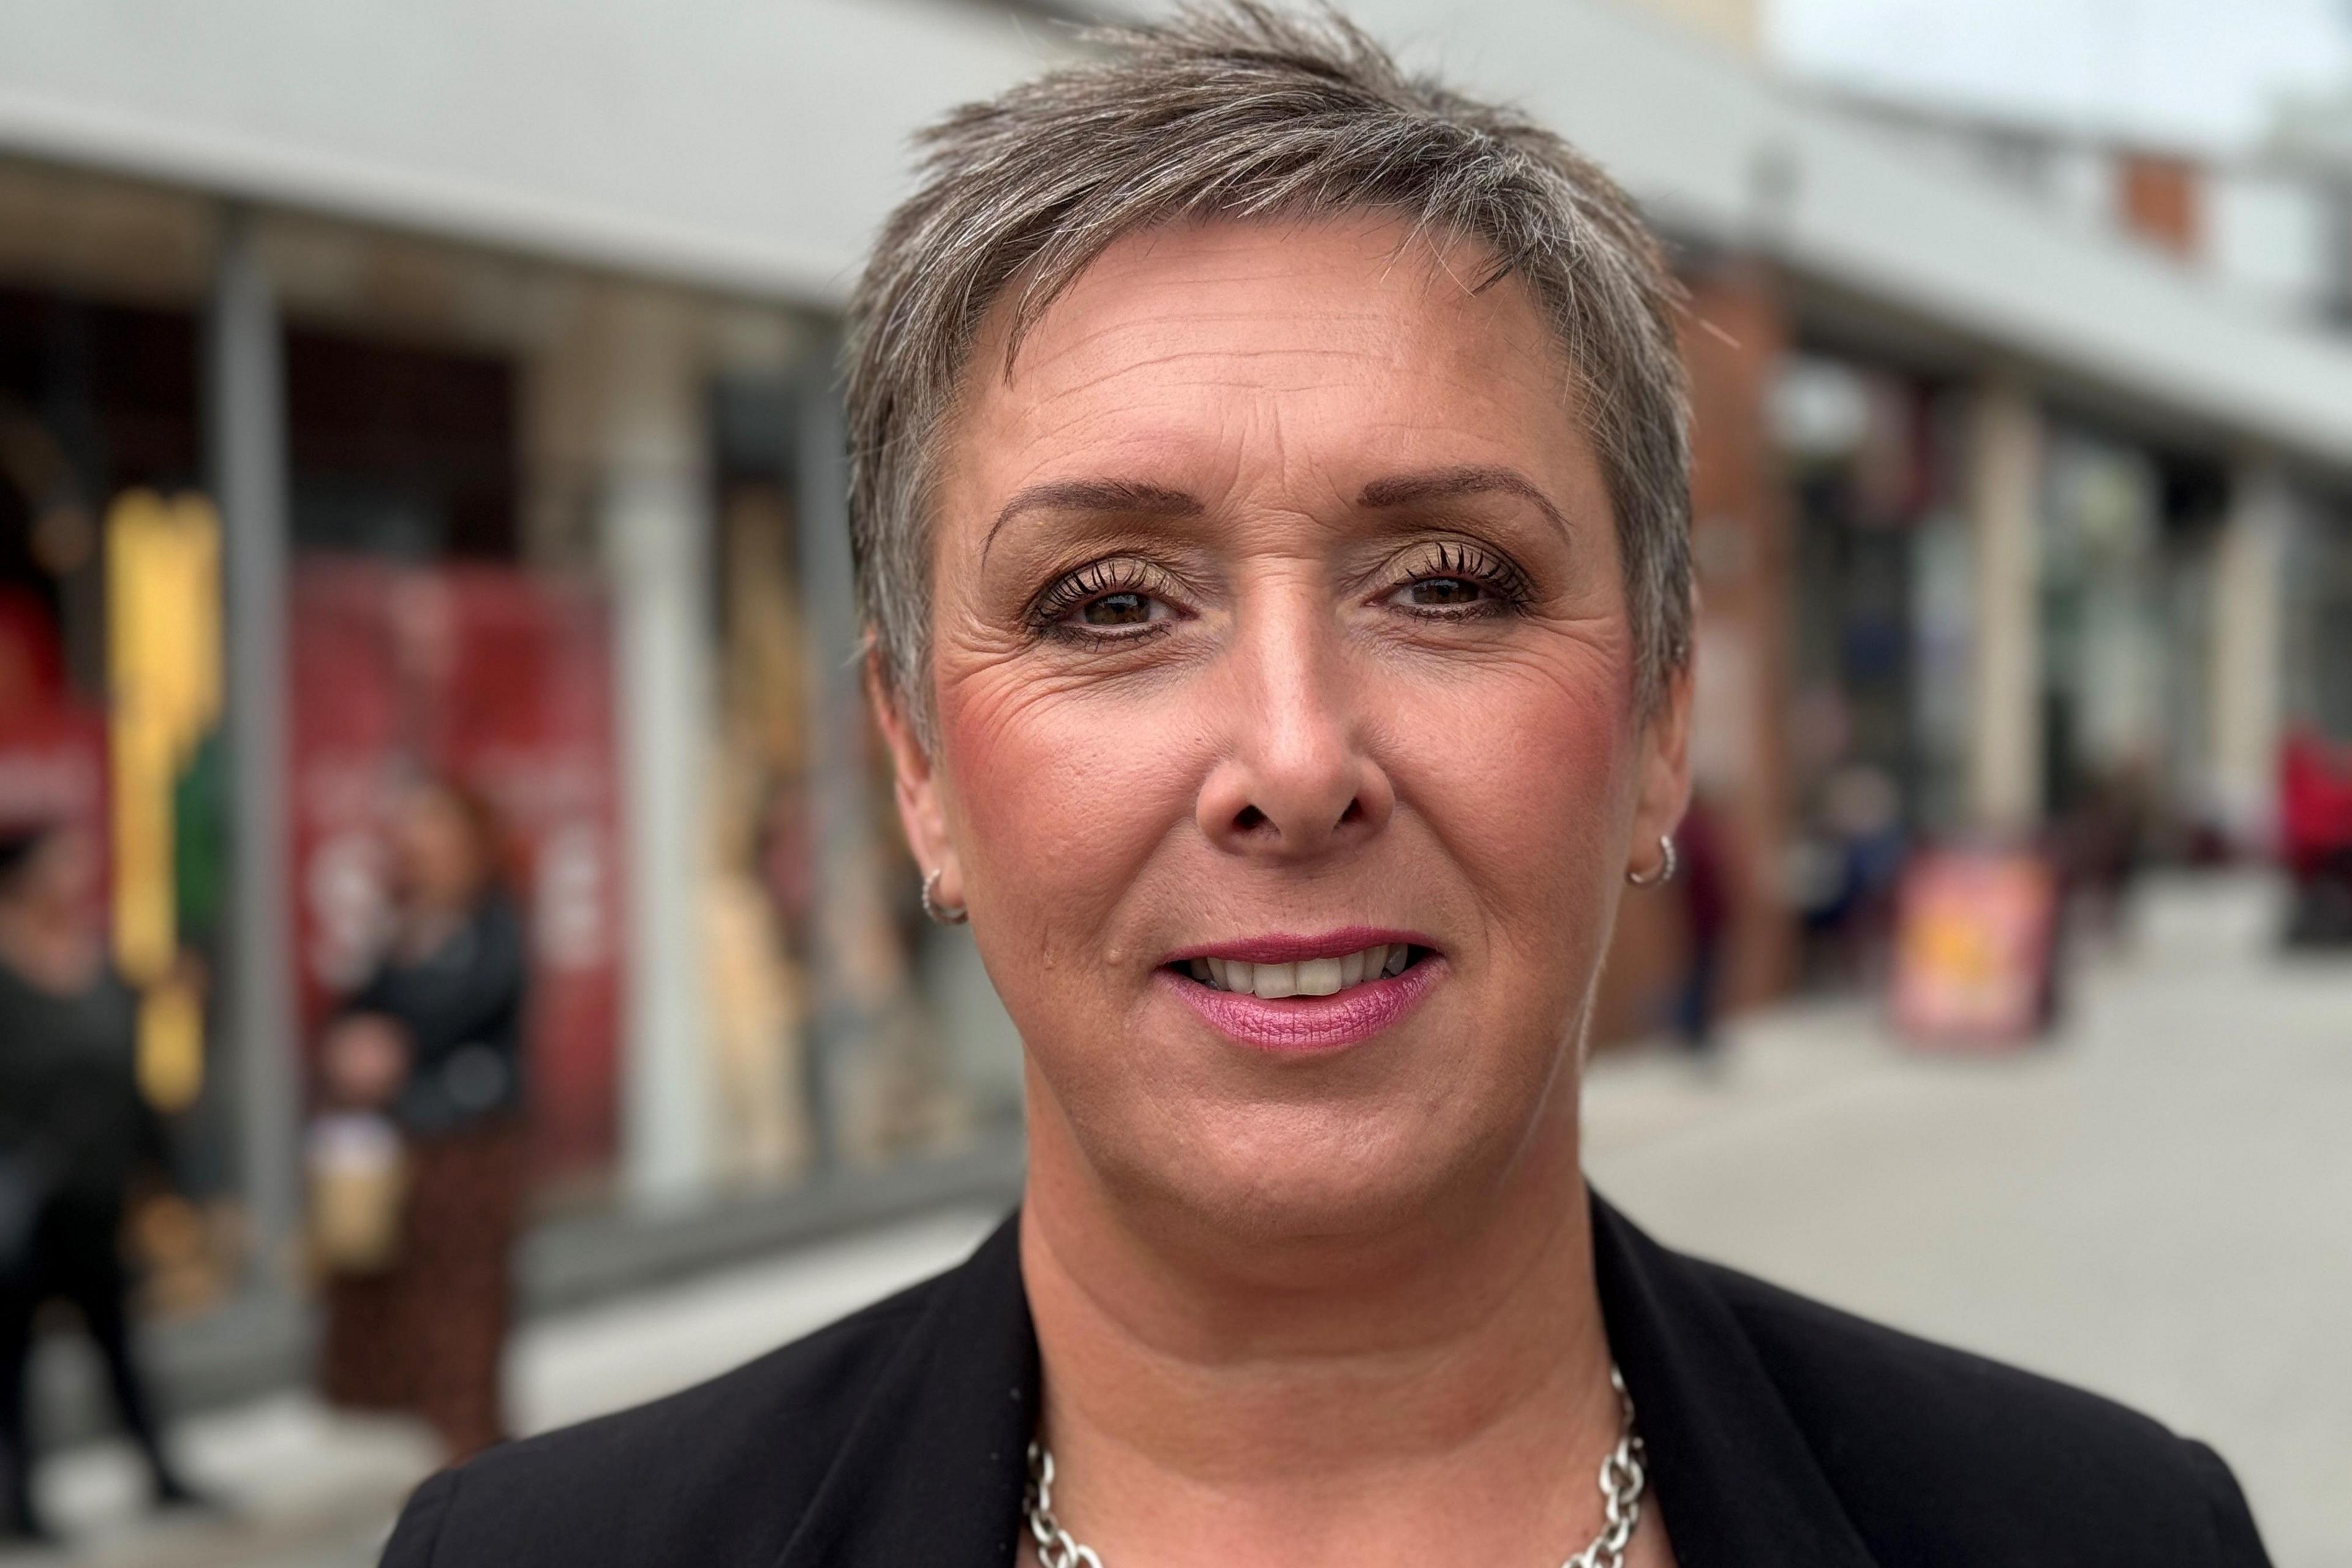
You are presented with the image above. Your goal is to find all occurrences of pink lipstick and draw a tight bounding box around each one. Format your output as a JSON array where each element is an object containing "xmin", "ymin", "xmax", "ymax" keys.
[{"xmin": 1158, "ymin": 929, "xmax": 1442, "ymax": 1054}]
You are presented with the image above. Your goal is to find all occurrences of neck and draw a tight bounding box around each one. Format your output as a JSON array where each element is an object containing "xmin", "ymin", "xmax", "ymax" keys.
[
  {"xmin": 1020, "ymin": 1091, "xmax": 1622, "ymax": 1564},
  {"xmin": 397, "ymin": 893, "xmax": 473, "ymax": 954}
]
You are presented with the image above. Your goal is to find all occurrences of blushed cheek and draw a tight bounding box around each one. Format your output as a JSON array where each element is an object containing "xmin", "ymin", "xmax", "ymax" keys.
[
  {"xmin": 1420, "ymin": 669, "xmax": 1634, "ymax": 962},
  {"xmin": 937, "ymin": 671, "xmax": 1199, "ymax": 955},
  {"xmin": 937, "ymin": 676, "xmax": 1056, "ymax": 887}
]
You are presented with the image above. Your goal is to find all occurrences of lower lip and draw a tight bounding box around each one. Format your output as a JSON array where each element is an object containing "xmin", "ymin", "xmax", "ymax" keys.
[{"xmin": 1159, "ymin": 958, "xmax": 1445, "ymax": 1054}]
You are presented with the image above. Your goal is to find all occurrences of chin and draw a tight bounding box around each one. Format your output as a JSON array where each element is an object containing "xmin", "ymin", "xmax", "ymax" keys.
[
  {"xmin": 1022, "ymin": 973, "xmax": 1591, "ymax": 1262},
  {"xmin": 1091, "ymin": 1084, "xmax": 1556, "ymax": 1261}
]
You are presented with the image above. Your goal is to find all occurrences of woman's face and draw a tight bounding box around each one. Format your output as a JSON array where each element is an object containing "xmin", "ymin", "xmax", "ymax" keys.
[
  {"xmin": 391, "ymin": 786, "xmax": 484, "ymax": 912},
  {"xmin": 889, "ymin": 216, "xmax": 1689, "ymax": 1241},
  {"xmin": 4, "ymin": 828, "xmax": 97, "ymax": 929}
]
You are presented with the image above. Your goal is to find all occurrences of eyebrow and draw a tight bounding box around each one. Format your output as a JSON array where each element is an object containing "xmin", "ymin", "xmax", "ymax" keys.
[
  {"xmin": 979, "ymin": 463, "xmax": 1570, "ymax": 562},
  {"xmin": 983, "ymin": 478, "xmax": 1204, "ymax": 563},
  {"xmin": 1357, "ymin": 464, "xmax": 1571, "ymax": 535}
]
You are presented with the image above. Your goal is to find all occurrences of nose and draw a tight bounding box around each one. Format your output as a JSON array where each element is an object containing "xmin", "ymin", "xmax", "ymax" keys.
[{"xmin": 1196, "ymin": 604, "xmax": 1394, "ymax": 860}]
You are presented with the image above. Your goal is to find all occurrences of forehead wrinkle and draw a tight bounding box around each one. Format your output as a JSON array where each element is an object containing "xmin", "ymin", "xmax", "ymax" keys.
[
  {"xmin": 1027, "ymin": 297, "xmax": 1404, "ymax": 360},
  {"xmin": 999, "ymin": 303, "xmax": 1406, "ymax": 413},
  {"xmin": 1005, "ymin": 243, "xmax": 1463, "ymax": 385},
  {"xmin": 982, "ymin": 228, "xmax": 1560, "ymax": 440},
  {"xmin": 1014, "ymin": 345, "xmax": 1411, "ymax": 415}
]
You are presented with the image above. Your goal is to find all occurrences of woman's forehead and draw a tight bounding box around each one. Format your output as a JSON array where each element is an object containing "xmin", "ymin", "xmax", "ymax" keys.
[{"xmin": 943, "ymin": 216, "xmax": 1585, "ymax": 515}]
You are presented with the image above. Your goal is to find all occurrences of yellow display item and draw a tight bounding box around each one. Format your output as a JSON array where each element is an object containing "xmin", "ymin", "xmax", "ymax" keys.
[
  {"xmin": 137, "ymin": 975, "xmax": 206, "ymax": 1114},
  {"xmin": 104, "ymin": 489, "xmax": 224, "ymax": 1107}
]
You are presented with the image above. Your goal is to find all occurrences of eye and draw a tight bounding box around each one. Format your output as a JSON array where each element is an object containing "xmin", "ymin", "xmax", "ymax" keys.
[
  {"xmin": 1379, "ymin": 540, "xmax": 1532, "ymax": 619},
  {"xmin": 1398, "ymin": 575, "xmax": 1489, "ymax": 609},
  {"xmin": 1079, "ymin": 590, "xmax": 1159, "ymax": 627},
  {"xmin": 1028, "ymin": 557, "xmax": 1186, "ymax": 642}
]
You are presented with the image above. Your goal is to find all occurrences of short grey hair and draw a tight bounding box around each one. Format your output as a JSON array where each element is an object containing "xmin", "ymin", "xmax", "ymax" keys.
[{"xmin": 846, "ymin": 1, "xmax": 1692, "ymax": 737}]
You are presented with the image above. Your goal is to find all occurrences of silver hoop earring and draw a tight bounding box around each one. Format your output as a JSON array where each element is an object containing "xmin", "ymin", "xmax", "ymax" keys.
[
  {"xmin": 920, "ymin": 867, "xmax": 968, "ymax": 926},
  {"xmin": 1626, "ymin": 834, "xmax": 1677, "ymax": 888}
]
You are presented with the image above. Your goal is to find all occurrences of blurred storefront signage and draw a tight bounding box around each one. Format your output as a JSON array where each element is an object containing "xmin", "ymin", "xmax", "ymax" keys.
[
  {"xmin": 290, "ymin": 559, "xmax": 622, "ymax": 1186},
  {"xmin": 0, "ymin": 586, "xmax": 108, "ymax": 901},
  {"xmin": 105, "ymin": 490, "xmax": 222, "ymax": 1113},
  {"xmin": 1891, "ymin": 846, "xmax": 2058, "ymax": 1047},
  {"xmin": 0, "ymin": 690, "xmax": 105, "ymax": 854}
]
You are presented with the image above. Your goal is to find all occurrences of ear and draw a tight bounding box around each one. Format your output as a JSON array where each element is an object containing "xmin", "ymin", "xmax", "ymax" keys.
[
  {"xmin": 867, "ymin": 648, "xmax": 962, "ymax": 906},
  {"xmin": 1627, "ymin": 660, "xmax": 1694, "ymax": 875}
]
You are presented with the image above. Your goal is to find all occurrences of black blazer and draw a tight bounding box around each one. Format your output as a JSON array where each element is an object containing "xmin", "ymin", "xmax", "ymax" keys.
[
  {"xmin": 346, "ymin": 894, "xmax": 529, "ymax": 1137},
  {"xmin": 382, "ymin": 1196, "xmax": 2269, "ymax": 1566}
]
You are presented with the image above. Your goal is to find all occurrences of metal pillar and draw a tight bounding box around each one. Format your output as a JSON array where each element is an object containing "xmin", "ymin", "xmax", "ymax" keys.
[
  {"xmin": 1966, "ymin": 373, "xmax": 2045, "ymax": 834},
  {"xmin": 605, "ymin": 287, "xmax": 720, "ymax": 1208},
  {"xmin": 207, "ymin": 207, "xmax": 301, "ymax": 1276},
  {"xmin": 2208, "ymin": 459, "xmax": 2291, "ymax": 849}
]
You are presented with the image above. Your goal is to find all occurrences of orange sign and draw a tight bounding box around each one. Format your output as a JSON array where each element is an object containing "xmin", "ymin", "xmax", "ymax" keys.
[{"xmin": 1891, "ymin": 848, "xmax": 2058, "ymax": 1047}]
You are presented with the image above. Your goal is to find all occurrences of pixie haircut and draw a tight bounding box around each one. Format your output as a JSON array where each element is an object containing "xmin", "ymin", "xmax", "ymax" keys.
[{"xmin": 847, "ymin": 1, "xmax": 1693, "ymax": 736}]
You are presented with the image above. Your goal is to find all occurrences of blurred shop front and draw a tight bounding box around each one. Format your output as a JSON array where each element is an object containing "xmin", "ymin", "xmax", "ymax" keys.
[
  {"xmin": 0, "ymin": 157, "xmax": 1021, "ymax": 1392},
  {"xmin": 1749, "ymin": 328, "xmax": 2352, "ymax": 996},
  {"xmin": 1590, "ymin": 243, "xmax": 2352, "ymax": 1041}
]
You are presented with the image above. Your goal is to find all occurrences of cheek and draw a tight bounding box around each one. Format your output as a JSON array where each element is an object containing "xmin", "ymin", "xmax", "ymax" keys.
[
  {"xmin": 936, "ymin": 666, "xmax": 1204, "ymax": 959},
  {"xmin": 1390, "ymin": 652, "xmax": 1636, "ymax": 960}
]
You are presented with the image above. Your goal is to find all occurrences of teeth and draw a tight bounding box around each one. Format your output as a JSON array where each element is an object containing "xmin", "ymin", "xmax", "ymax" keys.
[
  {"xmin": 1253, "ymin": 961, "xmax": 1300, "ymax": 998},
  {"xmin": 1188, "ymin": 944, "xmax": 1417, "ymax": 996}
]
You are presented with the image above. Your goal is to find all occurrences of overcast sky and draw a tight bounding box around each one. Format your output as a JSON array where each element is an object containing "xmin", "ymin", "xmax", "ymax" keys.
[{"xmin": 1765, "ymin": 0, "xmax": 2352, "ymax": 151}]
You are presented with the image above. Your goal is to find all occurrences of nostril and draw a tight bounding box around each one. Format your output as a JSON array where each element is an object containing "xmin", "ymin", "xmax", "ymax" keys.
[
  {"xmin": 1337, "ymin": 798, "xmax": 1365, "ymax": 827},
  {"xmin": 1234, "ymin": 805, "xmax": 1268, "ymax": 832}
]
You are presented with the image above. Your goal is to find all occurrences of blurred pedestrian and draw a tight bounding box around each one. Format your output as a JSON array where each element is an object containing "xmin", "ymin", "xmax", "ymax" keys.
[
  {"xmin": 2282, "ymin": 727, "xmax": 2352, "ymax": 946},
  {"xmin": 2057, "ymin": 761, "xmax": 2152, "ymax": 946},
  {"xmin": 317, "ymin": 778, "xmax": 528, "ymax": 1461},
  {"xmin": 0, "ymin": 823, "xmax": 198, "ymax": 1544}
]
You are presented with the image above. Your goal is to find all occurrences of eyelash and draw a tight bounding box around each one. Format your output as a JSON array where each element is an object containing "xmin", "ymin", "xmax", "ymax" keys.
[
  {"xmin": 1025, "ymin": 557, "xmax": 1186, "ymax": 643},
  {"xmin": 1381, "ymin": 539, "xmax": 1534, "ymax": 619}
]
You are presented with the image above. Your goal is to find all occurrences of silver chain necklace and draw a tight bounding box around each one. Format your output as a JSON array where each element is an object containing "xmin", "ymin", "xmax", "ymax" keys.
[{"xmin": 1022, "ymin": 1363, "xmax": 1648, "ymax": 1568}]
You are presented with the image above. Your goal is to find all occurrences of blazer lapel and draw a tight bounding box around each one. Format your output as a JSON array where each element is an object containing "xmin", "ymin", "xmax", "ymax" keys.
[
  {"xmin": 773, "ymin": 1213, "xmax": 1039, "ymax": 1568},
  {"xmin": 1591, "ymin": 1193, "xmax": 1880, "ymax": 1568}
]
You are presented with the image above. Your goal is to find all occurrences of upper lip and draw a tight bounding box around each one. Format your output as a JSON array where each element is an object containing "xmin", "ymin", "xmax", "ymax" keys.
[{"xmin": 1163, "ymin": 927, "xmax": 1436, "ymax": 965}]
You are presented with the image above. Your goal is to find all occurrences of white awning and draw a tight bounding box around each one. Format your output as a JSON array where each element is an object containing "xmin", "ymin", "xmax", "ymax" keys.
[
  {"xmin": 0, "ymin": 0, "xmax": 1055, "ymax": 304},
  {"xmin": 4, "ymin": 0, "xmax": 2348, "ymax": 467},
  {"xmin": 1341, "ymin": 0, "xmax": 2352, "ymax": 466}
]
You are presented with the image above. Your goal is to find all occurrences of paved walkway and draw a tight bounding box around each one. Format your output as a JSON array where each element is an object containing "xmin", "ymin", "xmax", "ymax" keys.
[
  {"xmin": 1586, "ymin": 874, "xmax": 2352, "ymax": 1566},
  {"xmin": 3, "ymin": 1210, "xmax": 1005, "ymax": 1567},
  {"xmin": 9, "ymin": 873, "xmax": 2346, "ymax": 1566}
]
